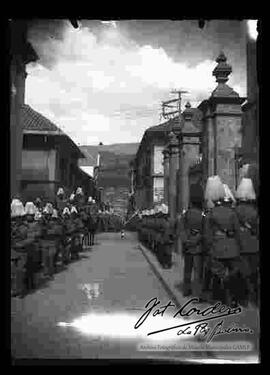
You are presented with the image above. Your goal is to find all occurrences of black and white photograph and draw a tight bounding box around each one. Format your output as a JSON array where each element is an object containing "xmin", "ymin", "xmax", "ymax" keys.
[{"xmin": 9, "ymin": 18, "xmax": 260, "ymax": 364}]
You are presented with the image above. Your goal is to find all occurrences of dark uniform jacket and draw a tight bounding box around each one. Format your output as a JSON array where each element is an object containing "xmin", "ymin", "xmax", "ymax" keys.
[
  {"xmin": 159, "ymin": 216, "xmax": 174, "ymax": 245},
  {"xmin": 176, "ymin": 208, "xmax": 205, "ymax": 255},
  {"xmin": 235, "ymin": 203, "xmax": 259, "ymax": 254},
  {"xmin": 204, "ymin": 204, "xmax": 242, "ymax": 259}
]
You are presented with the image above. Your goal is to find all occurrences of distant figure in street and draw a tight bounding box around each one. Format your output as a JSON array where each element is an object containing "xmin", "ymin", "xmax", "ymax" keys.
[{"xmin": 121, "ymin": 229, "xmax": 125, "ymax": 239}]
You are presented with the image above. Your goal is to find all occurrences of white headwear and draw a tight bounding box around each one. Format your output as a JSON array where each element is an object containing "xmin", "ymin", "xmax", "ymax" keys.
[
  {"xmin": 25, "ymin": 202, "xmax": 37, "ymax": 215},
  {"xmin": 76, "ymin": 187, "xmax": 83, "ymax": 195},
  {"xmin": 34, "ymin": 211, "xmax": 42, "ymax": 221},
  {"xmin": 223, "ymin": 184, "xmax": 236, "ymax": 203},
  {"xmin": 161, "ymin": 204, "xmax": 168, "ymax": 215},
  {"xmin": 92, "ymin": 199, "xmax": 95, "ymax": 204},
  {"xmin": 43, "ymin": 206, "xmax": 50, "ymax": 215},
  {"xmin": 44, "ymin": 203, "xmax": 53, "ymax": 215},
  {"xmin": 88, "ymin": 196, "xmax": 93, "ymax": 203},
  {"xmin": 57, "ymin": 187, "xmax": 64, "ymax": 196},
  {"xmin": 11, "ymin": 199, "xmax": 24, "ymax": 217},
  {"xmin": 63, "ymin": 207, "xmax": 70, "ymax": 216},
  {"xmin": 235, "ymin": 178, "xmax": 256, "ymax": 201},
  {"xmin": 70, "ymin": 193, "xmax": 75, "ymax": 201},
  {"xmin": 52, "ymin": 209, "xmax": 58, "ymax": 218},
  {"xmin": 70, "ymin": 206, "xmax": 78, "ymax": 214},
  {"xmin": 204, "ymin": 176, "xmax": 226, "ymax": 204}
]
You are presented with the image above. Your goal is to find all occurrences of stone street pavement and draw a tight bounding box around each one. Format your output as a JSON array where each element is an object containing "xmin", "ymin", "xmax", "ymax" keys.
[
  {"xmin": 11, "ymin": 232, "xmax": 197, "ymax": 361},
  {"xmin": 11, "ymin": 232, "xmax": 259, "ymax": 363}
]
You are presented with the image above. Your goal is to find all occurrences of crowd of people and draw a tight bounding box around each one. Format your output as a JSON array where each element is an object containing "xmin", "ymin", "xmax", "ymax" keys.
[
  {"xmin": 10, "ymin": 187, "xmax": 124, "ymax": 298},
  {"xmin": 138, "ymin": 175, "xmax": 259, "ymax": 308}
]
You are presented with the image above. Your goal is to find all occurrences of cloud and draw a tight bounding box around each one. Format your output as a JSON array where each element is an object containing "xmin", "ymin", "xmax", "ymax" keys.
[{"xmin": 26, "ymin": 21, "xmax": 246, "ymax": 145}]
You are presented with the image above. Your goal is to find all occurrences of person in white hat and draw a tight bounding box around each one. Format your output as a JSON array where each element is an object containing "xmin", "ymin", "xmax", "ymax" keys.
[
  {"xmin": 204, "ymin": 176, "xmax": 244, "ymax": 306},
  {"xmin": 158, "ymin": 204, "xmax": 174, "ymax": 269},
  {"xmin": 75, "ymin": 187, "xmax": 85, "ymax": 209},
  {"xmin": 56, "ymin": 187, "xmax": 66, "ymax": 213},
  {"xmin": 40, "ymin": 204, "xmax": 60, "ymax": 278},
  {"xmin": 204, "ymin": 175, "xmax": 226, "ymax": 209},
  {"xmin": 61, "ymin": 207, "xmax": 73, "ymax": 265},
  {"xmin": 235, "ymin": 178, "xmax": 259, "ymax": 307},
  {"xmin": 49, "ymin": 209, "xmax": 64, "ymax": 272},
  {"xmin": 70, "ymin": 205, "xmax": 84, "ymax": 260}
]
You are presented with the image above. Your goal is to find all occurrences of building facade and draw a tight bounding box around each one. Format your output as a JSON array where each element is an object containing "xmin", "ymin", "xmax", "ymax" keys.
[
  {"xmin": 10, "ymin": 20, "xmax": 38, "ymax": 198},
  {"xmin": 134, "ymin": 104, "xmax": 202, "ymax": 211},
  {"xmin": 21, "ymin": 105, "xmax": 96, "ymax": 202}
]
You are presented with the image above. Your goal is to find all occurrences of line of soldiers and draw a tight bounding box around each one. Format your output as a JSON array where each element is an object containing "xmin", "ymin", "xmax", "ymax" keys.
[
  {"xmin": 138, "ymin": 175, "xmax": 259, "ymax": 308},
  {"xmin": 11, "ymin": 187, "xmax": 100, "ymax": 298}
]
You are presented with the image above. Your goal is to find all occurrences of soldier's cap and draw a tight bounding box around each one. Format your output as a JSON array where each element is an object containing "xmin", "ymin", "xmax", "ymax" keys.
[
  {"xmin": 63, "ymin": 207, "xmax": 70, "ymax": 215},
  {"xmin": 76, "ymin": 187, "xmax": 83, "ymax": 195},
  {"xmin": 11, "ymin": 200, "xmax": 25, "ymax": 217},
  {"xmin": 70, "ymin": 206, "xmax": 78, "ymax": 214},
  {"xmin": 57, "ymin": 187, "xmax": 64, "ymax": 196},
  {"xmin": 25, "ymin": 202, "xmax": 37, "ymax": 215},
  {"xmin": 235, "ymin": 178, "xmax": 256, "ymax": 201},
  {"xmin": 204, "ymin": 175, "xmax": 226, "ymax": 202}
]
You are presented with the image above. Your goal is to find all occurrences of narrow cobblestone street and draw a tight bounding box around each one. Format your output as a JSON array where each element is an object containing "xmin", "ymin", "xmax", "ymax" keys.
[{"xmin": 11, "ymin": 232, "xmax": 189, "ymax": 360}]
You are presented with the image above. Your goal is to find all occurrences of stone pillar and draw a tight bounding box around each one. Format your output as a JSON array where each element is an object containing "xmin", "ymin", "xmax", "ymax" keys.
[
  {"xmin": 168, "ymin": 132, "xmax": 179, "ymax": 220},
  {"xmin": 200, "ymin": 52, "xmax": 245, "ymax": 192},
  {"xmin": 162, "ymin": 147, "xmax": 170, "ymax": 205},
  {"xmin": 177, "ymin": 103, "xmax": 202, "ymax": 212}
]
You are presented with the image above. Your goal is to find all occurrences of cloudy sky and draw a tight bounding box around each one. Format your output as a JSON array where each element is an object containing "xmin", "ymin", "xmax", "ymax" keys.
[{"xmin": 25, "ymin": 19, "xmax": 249, "ymax": 146}]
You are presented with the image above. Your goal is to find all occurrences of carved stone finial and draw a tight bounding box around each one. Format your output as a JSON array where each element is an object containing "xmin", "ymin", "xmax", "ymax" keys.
[
  {"xmin": 185, "ymin": 101, "xmax": 191, "ymax": 109},
  {"xmin": 212, "ymin": 51, "xmax": 232, "ymax": 84}
]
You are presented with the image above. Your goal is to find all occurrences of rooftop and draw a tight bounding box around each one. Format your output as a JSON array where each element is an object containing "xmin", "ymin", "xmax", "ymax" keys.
[{"xmin": 22, "ymin": 104, "xmax": 85, "ymax": 158}]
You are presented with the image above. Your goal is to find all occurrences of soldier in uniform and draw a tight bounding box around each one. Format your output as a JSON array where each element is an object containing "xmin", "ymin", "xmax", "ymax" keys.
[
  {"xmin": 70, "ymin": 206, "xmax": 83, "ymax": 260},
  {"xmin": 235, "ymin": 178, "xmax": 259, "ymax": 306},
  {"xmin": 11, "ymin": 199, "xmax": 28, "ymax": 297},
  {"xmin": 62, "ymin": 207, "xmax": 72, "ymax": 264},
  {"xmin": 176, "ymin": 184, "xmax": 205, "ymax": 298},
  {"xmin": 89, "ymin": 210, "xmax": 97, "ymax": 246},
  {"xmin": 155, "ymin": 207, "xmax": 164, "ymax": 264},
  {"xmin": 160, "ymin": 205, "xmax": 174, "ymax": 268},
  {"xmin": 204, "ymin": 176, "xmax": 243, "ymax": 306},
  {"xmin": 56, "ymin": 187, "xmax": 67, "ymax": 214},
  {"xmin": 35, "ymin": 197, "xmax": 43, "ymax": 212},
  {"xmin": 74, "ymin": 187, "xmax": 85, "ymax": 210},
  {"xmin": 50, "ymin": 209, "xmax": 64, "ymax": 272},
  {"xmin": 23, "ymin": 202, "xmax": 42, "ymax": 292},
  {"xmin": 40, "ymin": 203, "xmax": 56, "ymax": 278}
]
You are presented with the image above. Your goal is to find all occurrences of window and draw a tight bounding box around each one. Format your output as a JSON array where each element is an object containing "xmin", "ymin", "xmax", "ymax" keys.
[{"xmin": 154, "ymin": 146, "xmax": 164, "ymax": 175}]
